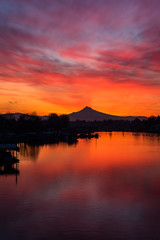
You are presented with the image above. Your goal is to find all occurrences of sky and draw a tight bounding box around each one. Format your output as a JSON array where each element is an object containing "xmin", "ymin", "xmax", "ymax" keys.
[{"xmin": 0, "ymin": 0, "xmax": 160, "ymax": 116}]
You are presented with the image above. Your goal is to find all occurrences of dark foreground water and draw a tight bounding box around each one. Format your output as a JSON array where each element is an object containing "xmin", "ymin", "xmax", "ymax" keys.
[{"xmin": 0, "ymin": 132, "xmax": 160, "ymax": 240}]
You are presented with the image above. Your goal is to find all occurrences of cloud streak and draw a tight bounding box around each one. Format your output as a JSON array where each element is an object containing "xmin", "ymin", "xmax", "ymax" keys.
[{"xmin": 0, "ymin": 0, "xmax": 160, "ymax": 114}]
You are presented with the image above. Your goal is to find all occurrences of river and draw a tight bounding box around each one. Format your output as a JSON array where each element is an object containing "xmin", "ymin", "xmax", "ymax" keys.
[{"xmin": 0, "ymin": 132, "xmax": 160, "ymax": 240}]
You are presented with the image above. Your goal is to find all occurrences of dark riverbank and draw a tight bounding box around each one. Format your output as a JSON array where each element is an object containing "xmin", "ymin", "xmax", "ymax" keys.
[
  {"xmin": 70, "ymin": 116, "xmax": 160, "ymax": 134},
  {"xmin": 0, "ymin": 114, "xmax": 159, "ymax": 146}
]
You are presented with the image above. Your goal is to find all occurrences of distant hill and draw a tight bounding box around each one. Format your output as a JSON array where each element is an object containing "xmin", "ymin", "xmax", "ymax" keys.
[
  {"xmin": 0, "ymin": 113, "xmax": 25, "ymax": 121},
  {"xmin": 68, "ymin": 106, "xmax": 148, "ymax": 121},
  {"xmin": 0, "ymin": 113, "xmax": 49, "ymax": 121}
]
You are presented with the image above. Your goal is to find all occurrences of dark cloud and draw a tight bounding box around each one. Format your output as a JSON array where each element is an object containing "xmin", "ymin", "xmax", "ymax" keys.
[{"xmin": 9, "ymin": 101, "xmax": 18, "ymax": 104}]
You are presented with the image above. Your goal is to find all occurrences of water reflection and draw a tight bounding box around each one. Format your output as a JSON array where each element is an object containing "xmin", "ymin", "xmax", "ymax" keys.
[
  {"xmin": 17, "ymin": 141, "xmax": 78, "ymax": 161},
  {"xmin": 0, "ymin": 132, "xmax": 160, "ymax": 240},
  {"xmin": 18, "ymin": 143, "xmax": 41, "ymax": 161},
  {"xmin": 0, "ymin": 161, "xmax": 19, "ymax": 184}
]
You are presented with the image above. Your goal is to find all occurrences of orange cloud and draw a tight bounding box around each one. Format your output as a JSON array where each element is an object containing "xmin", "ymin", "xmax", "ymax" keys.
[{"xmin": 0, "ymin": 0, "xmax": 160, "ymax": 115}]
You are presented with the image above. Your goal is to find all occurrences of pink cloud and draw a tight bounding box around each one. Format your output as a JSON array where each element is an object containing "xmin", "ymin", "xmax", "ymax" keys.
[{"xmin": 1, "ymin": 0, "xmax": 160, "ymax": 114}]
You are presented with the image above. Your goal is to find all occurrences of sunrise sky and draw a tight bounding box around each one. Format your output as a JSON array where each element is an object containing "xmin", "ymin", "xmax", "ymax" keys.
[{"xmin": 0, "ymin": 0, "xmax": 160, "ymax": 116}]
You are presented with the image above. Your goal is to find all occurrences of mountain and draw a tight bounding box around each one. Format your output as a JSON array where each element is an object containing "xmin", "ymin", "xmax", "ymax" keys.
[
  {"xmin": 0, "ymin": 107, "xmax": 148, "ymax": 122},
  {"xmin": 68, "ymin": 106, "xmax": 147, "ymax": 121}
]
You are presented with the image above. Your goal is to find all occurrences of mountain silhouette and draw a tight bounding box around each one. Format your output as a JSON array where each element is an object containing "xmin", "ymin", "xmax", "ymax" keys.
[
  {"xmin": 68, "ymin": 106, "xmax": 147, "ymax": 121},
  {"xmin": 1, "ymin": 107, "xmax": 148, "ymax": 122}
]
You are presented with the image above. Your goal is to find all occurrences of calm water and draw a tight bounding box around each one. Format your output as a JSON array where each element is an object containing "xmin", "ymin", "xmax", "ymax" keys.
[{"xmin": 0, "ymin": 132, "xmax": 160, "ymax": 240}]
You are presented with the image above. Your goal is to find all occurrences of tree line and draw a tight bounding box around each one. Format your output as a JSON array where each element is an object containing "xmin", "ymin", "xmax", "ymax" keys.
[
  {"xmin": 0, "ymin": 113, "xmax": 160, "ymax": 134},
  {"xmin": 70, "ymin": 116, "xmax": 160, "ymax": 133},
  {"xmin": 0, "ymin": 113, "xmax": 69, "ymax": 133}
]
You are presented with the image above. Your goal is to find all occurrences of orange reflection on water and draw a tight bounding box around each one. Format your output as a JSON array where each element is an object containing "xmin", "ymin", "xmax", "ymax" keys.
[
  {"xmin": 19, "ymin": 132, "xmax": 160, "ymax": 178},
  {"xmin": 1, "ymin": 132, "xmax": 160, "ymax": 240}
]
